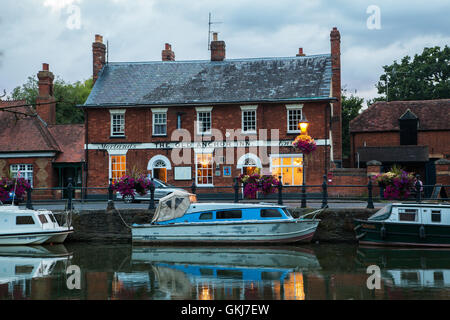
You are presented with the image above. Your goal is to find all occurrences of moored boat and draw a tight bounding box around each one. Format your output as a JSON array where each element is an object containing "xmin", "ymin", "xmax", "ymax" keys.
[
  {"xmin": 131, "ymin": 190, "xmax": 321, "ymax": 244},
  {"xmin": 354, "ymin": 202, "xmax": 450, "ymax": 247},
  {"xmin": 0, "ymin": 204, "xmax": 73, "ymax": 245}
]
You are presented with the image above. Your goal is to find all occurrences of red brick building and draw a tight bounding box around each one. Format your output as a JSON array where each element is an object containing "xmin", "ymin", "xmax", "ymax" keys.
[
  {"xmin": 350, "ymin": 99, "xmax": 450, "ymax": 194},
  {"xmin": 82, "ymin": 29, "xmax": 343, "ymax": 193},
  {"xmin": 0, "ymin": 64, "xmax": 85, "ymax": 198}
]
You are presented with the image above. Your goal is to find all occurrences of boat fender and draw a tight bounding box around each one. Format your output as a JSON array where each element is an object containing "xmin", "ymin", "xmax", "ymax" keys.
[
  {"xmin": 419, "ymin": 225, "xmax": 426, "ymax": 239},
  {"xmin": 380, "ymin": 225, "xmax": 386, "ymax": 240}
]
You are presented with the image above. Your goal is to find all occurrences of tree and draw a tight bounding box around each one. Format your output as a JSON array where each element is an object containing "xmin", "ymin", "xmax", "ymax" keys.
[
  {"xmin": 376, "ymin": 46, "xmax": 450, "ymax": 101},
  {"xmin": 9, "ymin": 76, "xmax": 92, "ymax": 124},
  {"xmin": 342, "ymin": 90, "xmax": 364, "ymax": 159}
]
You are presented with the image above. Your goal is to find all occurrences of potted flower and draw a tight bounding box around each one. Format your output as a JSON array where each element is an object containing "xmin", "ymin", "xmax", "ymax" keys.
[{"xmin": 373, "ymin": 166, "xmax": 415, "ymax": 200}]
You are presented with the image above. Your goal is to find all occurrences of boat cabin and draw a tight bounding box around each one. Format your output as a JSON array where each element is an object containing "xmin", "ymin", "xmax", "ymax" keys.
[
  {"xmin": 155, "ymin": 203, "xmax": 293, "ymax": 225},
  {"xmin": 369, "ymin": 203, "xmax": 450, "ymax": 225},
  {"xmin": 0, "ymin": 206, "xmax": 60, "ymax": 232}
]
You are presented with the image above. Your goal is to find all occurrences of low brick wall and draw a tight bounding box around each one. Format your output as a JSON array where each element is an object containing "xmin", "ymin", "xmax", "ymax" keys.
[{"xmin": 56, "ymin": 207, "xmax": 378, "ymax": 243}]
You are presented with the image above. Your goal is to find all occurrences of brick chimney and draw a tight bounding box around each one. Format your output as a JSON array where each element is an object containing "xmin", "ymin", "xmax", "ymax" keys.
[
  {"xmin": 36, "ymin": 63, "xmax": 56, "ymax": 125},
  {"xmin": 162, "ymin": 43, "xmax": 175, "ymax": 61},
  {"xmin": 210, "ymin": 32, "xmax": 225, "ymax": 61},
  {"xmin": 296, "ymin": 48, "xmax": 306, "ymax": 56},
  {"xmin": 330, "ymin": 27, "xmax": 342, "ymax": 167},
  {"xmin": 92, "ymin": 34, "xmax": 106, "ymax": 84}
]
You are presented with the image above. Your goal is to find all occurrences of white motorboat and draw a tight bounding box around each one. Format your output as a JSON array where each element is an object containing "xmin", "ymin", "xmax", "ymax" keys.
[
  {"xmin": 0, "ymin": 204, "xmax": 73, "ymax": 245},
  {"xmin": 131, "ymin": 190, "xmax": 321, "ymax": 244}
]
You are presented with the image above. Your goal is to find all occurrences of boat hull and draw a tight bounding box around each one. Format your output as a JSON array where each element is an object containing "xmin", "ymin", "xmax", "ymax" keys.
[
  {"xmin": 0, "ymin": 230, "xmax": 73, "ymax": 246},
  {"xmin": 132, "ymin": 219, "xmax": 319, "ymax": 244},
  {"xmin": 354, "ymin": 219, "xmax": 450, "ymax": 247}
]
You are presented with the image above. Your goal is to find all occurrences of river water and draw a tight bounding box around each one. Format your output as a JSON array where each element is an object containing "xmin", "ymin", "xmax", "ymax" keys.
[{"xmin": 1, "ymin": 243, "xmax": 450, "ymax": 300}]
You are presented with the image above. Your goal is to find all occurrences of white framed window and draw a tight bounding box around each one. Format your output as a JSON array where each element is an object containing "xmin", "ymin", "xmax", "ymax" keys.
[
  {"xmin": 109, "ymin": 109, "xmax": 126, "ymax": 137},
  {"xmin": 286, "ymin": 104, "xmax": 303, "ymax": 133},
  {"xmin": 195, "ymin": 153, "xmax": 213, "ymax": 186},
  {"xmin": 270, "ymin": 154, "xmax": 303, "ymax": 186},
  {"xmin": 241, "ymin": 105, "xmax": 257, "ymax": 133},
  {"xmin": 10, "ymin": 164, "xmax": 33, "ymax": 186},
  {"xmin": 196, "ymin": 107, "xmax": 212, "ymax": 135},
  {"xmin": 152, "ymin": 108, "xmax": 168, "ymax": 136}
]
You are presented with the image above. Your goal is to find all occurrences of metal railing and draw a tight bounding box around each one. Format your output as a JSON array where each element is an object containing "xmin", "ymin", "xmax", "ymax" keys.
[{"xmin": 21, "ymin": 176, "xmax": 449, "ymax": 211}]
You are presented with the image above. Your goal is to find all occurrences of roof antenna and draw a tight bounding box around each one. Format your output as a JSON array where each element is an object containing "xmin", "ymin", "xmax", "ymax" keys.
[
  {"xmin": 106, "ymin": 40, "xmax": 109, "ymax": 64},
  {"xmin": 208, "ymin": 12, "xmax": 223, "ymax": 50}
]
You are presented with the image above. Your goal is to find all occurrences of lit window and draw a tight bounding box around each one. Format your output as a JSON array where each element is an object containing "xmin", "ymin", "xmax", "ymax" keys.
[
  {"xmin": 286, "ymin": 105, "xmax": 303, "ymax": 133},
  {"xmin": 111, "ymin": 155, "xmax": 126, "ymax": 182},
  {"xmin": 196, "ymin": 153, "xmax": 213, "ymax": 185},
  {"xmin": 270, "ymin": 155, "xmax": 303, "ymax": 186},
  {"xmin": 10, "ymin": 164, "xmax": 33, "ymax": 186},
  {"xmin": 110, "ymin": 109, "xmax": 126, "ymax": 137}
]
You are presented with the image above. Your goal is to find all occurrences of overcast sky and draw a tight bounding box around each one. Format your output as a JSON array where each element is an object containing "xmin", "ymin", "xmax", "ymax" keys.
[{"xmin": 0, "ymin": 0, "xmax": 449, "ymax": 103}]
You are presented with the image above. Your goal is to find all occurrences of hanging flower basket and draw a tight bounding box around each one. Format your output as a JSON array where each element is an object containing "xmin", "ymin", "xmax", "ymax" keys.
[
  {"xmin": 0, "ymin": 177, "xmax": 31, "ymax": 202},
  {"xmin": 292, "ymin": 134, "xmax": 317, "ymax": 154},
  {"xmin": 112, "ymin": 174, "xmax": 153, "ymax": 197},
  {"xmin": 238, "ymin": 174, "xmax": 280, "ymax": 199},
  {"xmin": 373, "ymin": 168, "xmax": 415, "ymax": 200}
]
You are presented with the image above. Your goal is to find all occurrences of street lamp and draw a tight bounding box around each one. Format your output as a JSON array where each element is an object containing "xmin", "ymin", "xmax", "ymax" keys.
[{"xmin": 298, "ymin": 117, "xmax": 309, "ymax": 208}]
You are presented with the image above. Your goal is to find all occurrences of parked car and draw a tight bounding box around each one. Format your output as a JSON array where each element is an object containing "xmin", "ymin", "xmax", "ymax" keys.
[{"xmin": 116, "ymin": 179, "xmax": 185, "ymax": 204}]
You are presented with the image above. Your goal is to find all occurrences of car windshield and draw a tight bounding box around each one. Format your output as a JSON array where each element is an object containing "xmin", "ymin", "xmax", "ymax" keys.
[{"xmin": 368, "ymin": 204, "xmax": 392, "ymax": 221}]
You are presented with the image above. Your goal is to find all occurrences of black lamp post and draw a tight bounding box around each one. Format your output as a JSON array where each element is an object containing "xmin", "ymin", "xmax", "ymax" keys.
[{"xmin": 299, "ymin": 117, "xmax": 309, "ymax": 208}]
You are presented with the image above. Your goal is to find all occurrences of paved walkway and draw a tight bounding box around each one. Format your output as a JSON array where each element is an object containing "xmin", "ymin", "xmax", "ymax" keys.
[{"xmin": 17, "ymin": 199, "xmax": 385, "ymax": 211}]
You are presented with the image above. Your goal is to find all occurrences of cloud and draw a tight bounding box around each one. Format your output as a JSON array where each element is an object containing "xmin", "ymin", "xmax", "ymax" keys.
[{"xmin": 0, "ymin": 0, "xmax": 449, "ymax": 101}]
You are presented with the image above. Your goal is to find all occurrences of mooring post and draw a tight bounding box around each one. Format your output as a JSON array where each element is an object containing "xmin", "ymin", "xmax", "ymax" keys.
[
  {"xmin": 233, "ymin": 177, "xmax": 239, "ymax": 203},
  {"xmin": 367, "ymin": 179, "xmax": 374, "ymax": 209},
  {"xmin": 191, "ymin": 181, "xmax": 197, "ymax": 195},
  {"xmin": 301, "ymin": 182, "xmax": 307, "ymax": 208},
  {"xmin": 149, "ymin": 178, "xmax": 155, "ymax": 210},
  {"xmin": 277, "ymin": 175, "xmax": 283, "ymax": 205},
  {"xmin": 416, "ymin": 174, "xmax": 422, "ymax": 203},
  {"xmin": 26, "ymin": 179, "xmax": 33, "ymax": 210},
  {"xmin": 321, "ymin": 175, "xmax": 328, "ymax": 209},
  {"xmin": 67, "ymin": 177, "xmax": 74, "ymax": 211}
]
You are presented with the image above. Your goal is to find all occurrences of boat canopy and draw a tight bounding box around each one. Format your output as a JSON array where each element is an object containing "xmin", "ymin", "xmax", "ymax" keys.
[{"xmin": 151, "ymin": 190, "xmax": 195, "ymax": 223}]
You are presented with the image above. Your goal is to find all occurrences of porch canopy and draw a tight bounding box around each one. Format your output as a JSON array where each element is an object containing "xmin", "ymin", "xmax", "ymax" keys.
[{"xmin": 357, "ymin": 146, "xmax": 429, "ymax": 163}]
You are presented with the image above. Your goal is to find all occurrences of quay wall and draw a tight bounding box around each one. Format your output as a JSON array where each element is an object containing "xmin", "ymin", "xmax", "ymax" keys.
[{"xmin": 56, "ymin": 207, "xmax": 378, "ymax": 243}]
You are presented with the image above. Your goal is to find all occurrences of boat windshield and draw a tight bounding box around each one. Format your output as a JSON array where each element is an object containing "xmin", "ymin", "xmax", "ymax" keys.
[
  {"xmin": 282, "ymin": 208, "xmax": 293, "ymax": 218},
  {"xmin": 368, "ymin": 204, "xmax": 392, "ymax": 221}
]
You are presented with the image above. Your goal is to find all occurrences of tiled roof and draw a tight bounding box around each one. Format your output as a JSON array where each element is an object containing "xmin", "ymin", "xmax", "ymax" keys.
[
  {"xmin": 0, "ymin": 100, "xmax": 85, "ymax": 163},
  {"xmin": 85, "ymin": 55, "xmax": 333, "ymax": 106},
  {"xmin": 0, "ymin": 102, "xmax": 60, "ymax": 153},
  {"xmin": 48, "ymin": 124, "xmax": 85, "ymax": 163},
  {"xmin": 350, "ymin": 99, "xmax": 450, "ymax": 133}
]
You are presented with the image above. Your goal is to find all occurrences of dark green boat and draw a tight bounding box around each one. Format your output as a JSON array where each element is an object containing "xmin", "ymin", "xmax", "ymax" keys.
[{"xmin": 354, "ymin": 203, "xmax": 450, "ymax": 247}]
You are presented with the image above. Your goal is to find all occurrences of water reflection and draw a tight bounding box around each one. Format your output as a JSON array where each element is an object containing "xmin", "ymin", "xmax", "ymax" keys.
[
  {"xmin": 0, "ymin": 244, "xmax": 450, "ymax": 300},
  {"xmin": 0, "ymin": 245, "xmax": 72, "ymax": 299},
  {"xmin": 125, "ymin": 246, "xmax": 320, "ymax": 300},
  {"xmin": 356, "ymin": 246, "xmax": 450, "ymax": 291}
]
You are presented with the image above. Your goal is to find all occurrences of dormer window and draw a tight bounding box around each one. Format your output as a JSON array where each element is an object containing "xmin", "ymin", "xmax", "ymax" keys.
[{"xmin": 399, "ymin": 109, "xmax": 418, "ymax": 145}]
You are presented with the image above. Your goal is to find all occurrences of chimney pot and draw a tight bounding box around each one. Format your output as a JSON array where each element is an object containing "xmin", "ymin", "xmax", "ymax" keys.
[
  {"xmin": 95, "ymin": 34, "xmax": 103, "ymax": 43},
  {"xmin": 210, "ymin": 34, "xmax": 225, "ymax": 62},
  {"xmin": 162, "ymin": 43, "xmax": 175, "ymax": 61},
  {"xmin": 296, "ymin": 48, "xmax": 305, "ymax": 56},
  {"xmin": 92, "ymin": 34, "xmax": 106, "ymax": 84},
  {"xmin": 42, "ymin": 63, "xmax": 49, "ymax": 71}
]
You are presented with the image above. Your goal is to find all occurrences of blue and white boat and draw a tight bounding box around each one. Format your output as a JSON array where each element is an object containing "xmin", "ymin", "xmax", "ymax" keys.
[{"xmin": 131, "ymin": 190, "xmax": 321, "ymax": 244}]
